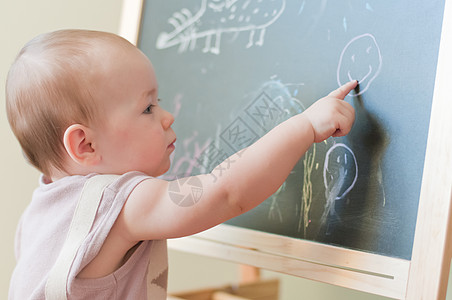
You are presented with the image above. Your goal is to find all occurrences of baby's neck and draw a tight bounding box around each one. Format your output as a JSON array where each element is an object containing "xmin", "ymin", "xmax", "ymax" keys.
[{"xmin": 47, "ymin": 165, "xmax": 92, "ymax": 183}]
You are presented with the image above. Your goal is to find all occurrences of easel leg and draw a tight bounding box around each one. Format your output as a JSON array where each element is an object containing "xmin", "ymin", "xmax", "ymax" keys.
[{"xmin": 240, "ymin": 265, "xmax": 261, "ymax": 283}]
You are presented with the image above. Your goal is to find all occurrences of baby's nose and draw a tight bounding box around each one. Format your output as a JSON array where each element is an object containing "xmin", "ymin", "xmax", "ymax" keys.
[{"xmin": 162, "ymin": 109, "xmax": 174, "ymax": 129}]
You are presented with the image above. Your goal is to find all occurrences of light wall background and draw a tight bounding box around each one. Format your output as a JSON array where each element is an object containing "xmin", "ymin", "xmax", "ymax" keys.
[{"xmin": 1, "ymin": 1, "xmax": 450, "ymax": 299}]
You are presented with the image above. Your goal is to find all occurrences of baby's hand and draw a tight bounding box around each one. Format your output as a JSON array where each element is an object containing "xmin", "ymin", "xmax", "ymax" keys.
[{"xmin": 304, "ymin": 80, "xmax": 357, "ymax": 143}]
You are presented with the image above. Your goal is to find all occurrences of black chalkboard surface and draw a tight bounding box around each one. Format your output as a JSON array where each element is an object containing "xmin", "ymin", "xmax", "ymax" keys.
[{"xmin": 138, "ymin": 0, "xmax": 445, "ymax": 260}]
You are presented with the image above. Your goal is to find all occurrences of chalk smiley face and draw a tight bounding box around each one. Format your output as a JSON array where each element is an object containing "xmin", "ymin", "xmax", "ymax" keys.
[
  {"xmin": 337, "ymin": 33, "xmax": 382, "ymax": 96},
  {"xmin": 323, "ymin": 143, "xmax": 358, "ymax": 200}
]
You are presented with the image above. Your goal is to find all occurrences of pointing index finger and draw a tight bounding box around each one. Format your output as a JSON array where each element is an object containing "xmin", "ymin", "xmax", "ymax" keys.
[{"xmin": 328, "ymin": 80, "xmax": 358, "ymax": 99}]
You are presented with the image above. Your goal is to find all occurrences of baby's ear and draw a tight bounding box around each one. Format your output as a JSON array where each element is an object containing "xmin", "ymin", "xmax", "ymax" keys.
[{"xmin": 63, "ymin": 124, "xmax": 100, "ymax": 166}]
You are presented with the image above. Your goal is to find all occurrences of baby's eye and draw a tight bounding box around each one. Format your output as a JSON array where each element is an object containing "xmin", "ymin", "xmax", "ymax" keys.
[
  {"xmin": 143, "ymin": 99, "xmax": 161, "ymax": 114},
  {"xmin": 143, "ymin": 104, "xmax": 155, "ymax": 114}
]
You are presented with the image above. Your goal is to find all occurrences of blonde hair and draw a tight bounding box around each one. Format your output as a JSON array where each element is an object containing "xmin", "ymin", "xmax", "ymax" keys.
[{"xmin": 6, "ymin": 29, "xmax": 135, "ymax": 176}]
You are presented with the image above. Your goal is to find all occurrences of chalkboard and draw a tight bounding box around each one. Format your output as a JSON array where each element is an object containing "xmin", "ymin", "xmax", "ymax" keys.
[
  {"xmin": 137, "ymin": 0, "xmax": 445, "ymax": 261},
  {"xmin": 120, "ymin": 0, "xmax": 452, "ymax": 297}
]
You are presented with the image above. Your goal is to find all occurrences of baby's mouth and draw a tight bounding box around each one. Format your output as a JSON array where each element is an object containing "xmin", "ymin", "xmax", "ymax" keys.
[{"xmin": 168, "ymin": 138, "xmax": 176, "ymax": 149}]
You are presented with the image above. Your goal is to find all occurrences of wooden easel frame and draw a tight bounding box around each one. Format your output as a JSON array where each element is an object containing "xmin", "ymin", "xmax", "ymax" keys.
[{"xmin": 119, "ymin": 0, "xmax": 452, "ymax": 298}]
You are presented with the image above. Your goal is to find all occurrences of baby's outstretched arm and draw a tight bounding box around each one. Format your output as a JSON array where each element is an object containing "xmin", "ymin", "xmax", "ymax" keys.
[{"xmin": 118, "ymin": 80, "xmax": 357, "ymax": 243}]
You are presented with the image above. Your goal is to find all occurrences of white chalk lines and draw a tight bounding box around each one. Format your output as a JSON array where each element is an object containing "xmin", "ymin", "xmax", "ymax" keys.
[
  {"xmin": 156, "ymin": 0, "xmax": 286, "ymax": 54},
  {"xmin": 155, "ymin": 2, "xmax": 383, "ymax": 237},
  {"xmin": 337, "ymin": 33, "xmax": 382, "ymax": 96}
]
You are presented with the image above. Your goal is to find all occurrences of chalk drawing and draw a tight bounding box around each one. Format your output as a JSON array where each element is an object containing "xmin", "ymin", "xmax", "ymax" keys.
[
  {"xmin": 377, "ymin": 164, "xmax": 387, "ymax": 207},
  {"xmin": 320, "ymin": 143, "xmax": 358, "ymax": 231},
  {"xmin": 156, "ymin": 0, "xmax": 286, "ymax": 54},
  {"xmin": 258, "ymin": 79, "xmax": 305, "ymax": 223},
  {"xmin": 337, "ymin": 33, "xmax": 382, "ymax": 96},
  {"xmin": 259, "ymin": 80, "xmax": 306, "ymax": 115},
  {"xmin": 298, "ymin": 144, "xmax": 316, "ymax": 236}
]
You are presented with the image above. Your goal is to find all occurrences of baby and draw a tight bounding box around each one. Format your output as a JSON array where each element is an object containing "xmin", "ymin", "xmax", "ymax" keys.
[{"xmin": 6, "ymin": 29, "xmax": 357, "ymax": 299}]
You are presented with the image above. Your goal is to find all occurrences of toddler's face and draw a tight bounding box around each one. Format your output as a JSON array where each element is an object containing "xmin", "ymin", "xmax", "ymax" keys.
[{"xmin": 93, "ymin": 46, "xmax": 176, "ymax": 177}]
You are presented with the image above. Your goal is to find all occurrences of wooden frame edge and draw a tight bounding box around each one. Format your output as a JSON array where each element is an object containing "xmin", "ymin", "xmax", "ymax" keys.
[
  {"xmin": 406, "ymin": 0, "xmax": 452, "ymax": 298},
  {"xmin": 169, "ymin": 224, "xmax": 410, "ymax": 299},
  {"xmin": 118, "ymin": 0, "xmax": 143, "ymax": 44}
]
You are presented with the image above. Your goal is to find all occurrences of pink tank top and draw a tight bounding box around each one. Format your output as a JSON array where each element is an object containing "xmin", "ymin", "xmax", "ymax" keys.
[{"xmin": 9, "ymin": 172, "xmax": 168, "ymax": 299}]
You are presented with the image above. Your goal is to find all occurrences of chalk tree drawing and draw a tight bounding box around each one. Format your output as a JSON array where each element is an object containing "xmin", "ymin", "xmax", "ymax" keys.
[
  {"xmin": 337, "ymin": 33, "xmax": 382, "ymax": 96},
  {"xmin": 156, "ymin": 0, "xmax": 286, "ymax": 54},
  {"xmin": 320, "ymin": 143, "xmax": 358, "ymax": 232}
]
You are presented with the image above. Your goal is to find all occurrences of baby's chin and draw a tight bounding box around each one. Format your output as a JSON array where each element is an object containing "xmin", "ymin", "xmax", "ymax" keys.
[{"xmin": 147, "ymin": 165, "xmax": 172, "ymax": 178}]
